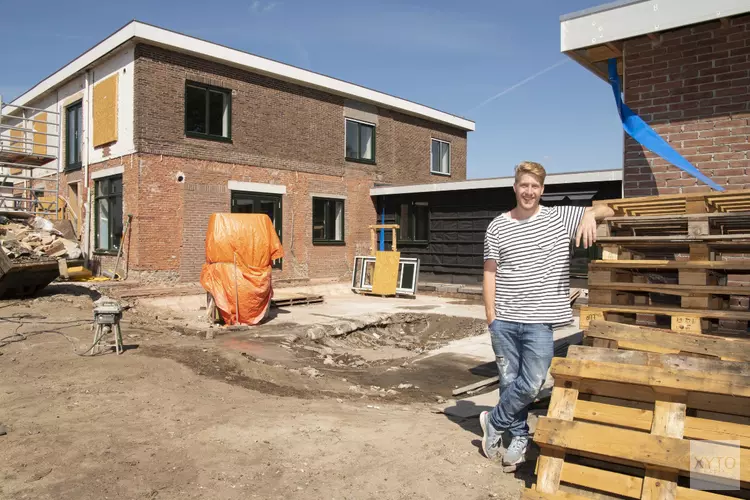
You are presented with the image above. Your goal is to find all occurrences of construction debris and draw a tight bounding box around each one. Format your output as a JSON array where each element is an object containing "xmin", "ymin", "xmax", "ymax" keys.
[{"xmin": 0, "ymin": 214, "xmax": 81, "ymax": 262}]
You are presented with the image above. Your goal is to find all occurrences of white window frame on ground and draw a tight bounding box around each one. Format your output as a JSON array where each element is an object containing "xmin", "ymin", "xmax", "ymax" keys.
[
  {"xmin": 430, "ymin": 138, "xmax": 451, "ymax": 176},
  {"xmin": 345, "ymin": 118, "xmax": 376, "ymax": 164},
  {"xmin": 94, "ymin": 175, "xmax": 123, "ymax": 255},
  {"xmin": 312, "ymin": 197, "xmax": 345, "ymax": 245},
  {"xmin": 351, "ymin": 255, "xmax": 420, "ymax": 295}
]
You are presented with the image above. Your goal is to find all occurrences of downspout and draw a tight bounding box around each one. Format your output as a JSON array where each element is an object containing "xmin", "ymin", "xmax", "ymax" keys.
[{"xmin": 82, "ymin": 69, "xmax": 92, "ymax": 257}]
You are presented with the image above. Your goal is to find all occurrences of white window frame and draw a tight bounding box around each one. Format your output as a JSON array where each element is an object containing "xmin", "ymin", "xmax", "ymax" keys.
[{"xmin": 430, "ymin": 138, "xmax": 451, "ymax": 176}]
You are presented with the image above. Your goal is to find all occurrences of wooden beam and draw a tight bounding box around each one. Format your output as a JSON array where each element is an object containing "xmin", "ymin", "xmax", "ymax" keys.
[
  {"xmin": 550, "ymin": 357, "xmax": 750, "ymax": 398},
  {"xmin": 589, "ymin": 259, "xmax": 750, "ymax": 270}
]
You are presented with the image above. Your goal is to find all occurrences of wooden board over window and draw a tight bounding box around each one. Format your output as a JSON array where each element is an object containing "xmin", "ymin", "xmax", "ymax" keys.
[
  {"xmin": 33, "ymin": 112, "xmax": 47, "ymax": 155},
  {"xmin": 93, "ymin": 73, "xmax": 118, "ymax": 147}
]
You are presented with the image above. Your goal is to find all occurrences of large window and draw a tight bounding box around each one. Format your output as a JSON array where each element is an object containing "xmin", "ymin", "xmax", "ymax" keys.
[
  {"xmin": 312, "ymin": 197, "xmax": 345, "ymax": 244},
  {"xmin": 431, "ymin": 138, "xmax": 450, "ymax": 175},
  {"xmin": 345, "ymin": 119, "xmax": 375, "ymax": 163},
  {"xmin": 185, "ymin": 81, "xmax": 231, "ymax": 140},
  {"xmin": 65, "ymin": 100, "xmax": 83, "ymax": 171},
  {"xmin": 397, "ymin": 202, "xmax": 429, "ymax": 243},
  {"xmin": 94, "ymin": 175, "xmax": 123, "ymax": 253},
  {"xmin": 231, "ymin": 190, "xmax": 283, "ymax": 269}
]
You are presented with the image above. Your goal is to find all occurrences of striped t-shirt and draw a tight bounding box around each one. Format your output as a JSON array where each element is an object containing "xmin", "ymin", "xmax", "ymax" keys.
[{"xmin": 483, "ymin": 205, "xmax": 586, "ymax": 326}]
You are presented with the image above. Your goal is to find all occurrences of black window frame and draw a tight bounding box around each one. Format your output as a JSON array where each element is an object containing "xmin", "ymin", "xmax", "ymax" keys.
[
  {"xmin": 230, "ymin": 190, "xmax": 283, "ymax": 269},
  {"xmin": 94, "ymin": 175, "xmax": 123, "ymax": 255},
  {"xmin": 184, "ymin": 81, "xmax": 232, "ymax": 142},
  {"xmin": 396, "ymin": 202, "xmax": 429, "ymax": 244},
  {"xmin": 430, "ymin": 138, "xmax": 451, "ymax": 176},
  {"xmin": 345, "ymin": 118, "xmax": 376, "ymax": 164},
  {"xmin": 65, "ymin": 100, "xmax": 83, "ymax": 171},
  {"xmin": 312, "ymin": 197, "xmax": 346, "ymax": 246}
]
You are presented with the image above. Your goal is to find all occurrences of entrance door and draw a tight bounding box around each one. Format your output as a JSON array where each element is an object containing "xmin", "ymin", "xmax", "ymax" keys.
[{"xmin": 231, "ymin": 191, "xmax": 283, "ymax": 268}]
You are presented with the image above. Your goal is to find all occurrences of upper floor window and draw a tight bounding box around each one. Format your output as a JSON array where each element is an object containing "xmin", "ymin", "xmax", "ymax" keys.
[
  {"xmin": 345, "ymin": 119, "xmax": 375, "ymax": 163},
  {"xmin": 185, "ymin": 81, "xmax": 231, "ymax": 141},
  {"xmin": 65, "ymin": 100, "xmax": 83, "ymax": 171},
  {"xmin": 431, "ymin": 138, "xmax": 450, "ymax": 176}
]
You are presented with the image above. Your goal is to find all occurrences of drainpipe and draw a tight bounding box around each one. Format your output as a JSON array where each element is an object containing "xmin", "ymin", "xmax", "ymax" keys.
[{"xmin": 82, "ymin": 69, "xmax": 92, "ymax": 257}]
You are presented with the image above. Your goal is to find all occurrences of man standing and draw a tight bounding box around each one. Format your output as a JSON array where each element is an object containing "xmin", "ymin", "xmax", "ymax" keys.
[{"xmin": 480, "ymin": 161, "xmax": 614, "ymax": 469}]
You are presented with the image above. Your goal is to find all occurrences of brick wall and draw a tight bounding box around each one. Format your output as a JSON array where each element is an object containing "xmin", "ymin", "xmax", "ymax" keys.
[
  {"xmin": 623, "ymin": 15, "xmax": 750, "ymax": 196},
  {"xmin": 133, "ymin": 43, "xmax": 467, "ymax": 186}
]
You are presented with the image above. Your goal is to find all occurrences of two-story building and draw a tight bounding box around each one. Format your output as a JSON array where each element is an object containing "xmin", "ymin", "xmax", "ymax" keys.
[{"xmin": 0, "ymin": 21, "xmax": 474, "ymax": 283}]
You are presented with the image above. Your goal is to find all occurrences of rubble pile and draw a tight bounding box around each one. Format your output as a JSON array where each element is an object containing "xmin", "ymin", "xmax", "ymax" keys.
[{"xmin": 0, "ymin": 214, "xmax": 81, "ymax": 263}]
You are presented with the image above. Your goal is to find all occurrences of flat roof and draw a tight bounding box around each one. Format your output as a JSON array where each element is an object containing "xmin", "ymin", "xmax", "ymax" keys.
[
  {"xmin": 3, "ymin": 21, "xmax": 475, "ymax": 132},
  {"xmin": 561, "ymin": 0, "xmax": 750, "ymax": 53},
  {"xmin": 370, "ymin": 169, "xmax": 622, "ymax": 197}
]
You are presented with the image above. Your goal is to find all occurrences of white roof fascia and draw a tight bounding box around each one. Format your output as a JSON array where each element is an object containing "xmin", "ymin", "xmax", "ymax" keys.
[
  {"xmin": 4, "ymin": 21, "xmax": 475, "ymax": 132},
  {"xmin": 369, "ymin": 169, "xmax": 623, "ymax": 197},
  {"xmin": 561, "ymin": 0, "xmax": 750, "ymax": 52}
]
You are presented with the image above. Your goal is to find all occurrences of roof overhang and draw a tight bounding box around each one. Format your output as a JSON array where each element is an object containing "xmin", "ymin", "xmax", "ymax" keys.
[
  {"xmin": 3, "ymin": 21, "xmax": 475, "ymax": 132},
  {"xmin": 369, "ymin": 169, "xmax": 622, "ymax": 197},
  {"xmin": 560, "ymin": 0, "xmax": 750, "ymax": 81}
]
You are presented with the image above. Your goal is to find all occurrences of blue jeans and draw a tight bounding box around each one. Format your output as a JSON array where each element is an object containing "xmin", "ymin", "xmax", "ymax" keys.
[{"xmin": 488, "ymin": 320, "xmax": 554, "ymax": 438}]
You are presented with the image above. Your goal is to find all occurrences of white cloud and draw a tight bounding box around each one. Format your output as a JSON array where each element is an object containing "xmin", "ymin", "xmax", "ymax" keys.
[{"xmin": 250, "ymin": 1, "xmax": 279, "ymax": 13}]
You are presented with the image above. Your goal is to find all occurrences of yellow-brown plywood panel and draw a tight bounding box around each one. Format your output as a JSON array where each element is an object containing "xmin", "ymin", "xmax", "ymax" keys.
[
  {"xmin": 33, "ymin": 112, "xmax": 47, "ymax": 155},
  {"xmin": 371, "ymin": 251, "xmax": 400, "ymax": 295},
  {"xmin": 93, "ymin": 73, "xmax": 118, "ymax": 147}
]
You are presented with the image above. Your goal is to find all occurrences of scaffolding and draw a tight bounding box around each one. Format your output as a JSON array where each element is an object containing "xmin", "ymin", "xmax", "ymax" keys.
[{"xmin": 0, "ymin": 94, "xmax": 60, "ymax": 219}]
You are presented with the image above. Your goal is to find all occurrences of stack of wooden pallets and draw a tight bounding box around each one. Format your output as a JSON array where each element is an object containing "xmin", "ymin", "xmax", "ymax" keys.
[
  {"xmin": 579, "ymin": 190, "xmax": 750, "ymax": 336},
  {"xmin": 522, "ymin": 190, "xmax": 750, "ymax": 500}
]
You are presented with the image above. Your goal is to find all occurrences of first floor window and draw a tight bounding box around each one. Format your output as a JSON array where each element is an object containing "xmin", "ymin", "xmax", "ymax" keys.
[
  {"xmin": 95, "ymin": 175, "xmax": 123, "ymax": 253},
  {"xmin": 345, "ymin": 119, "xmax": 375, "ymax": 162},
  {"xmin": 397, "ymin": 202, "xmax": 429, "ymax": 243},
  {"xmin": 312, "ymin": 197, "xmax": 345, "ymax": 244},
  {"xmin": 185, "ymin": 81, "xmax": 231, "ymax": 140},
  {"xmin": 431, "ymin": 139, "xmax": 450, "ymax": 175}
]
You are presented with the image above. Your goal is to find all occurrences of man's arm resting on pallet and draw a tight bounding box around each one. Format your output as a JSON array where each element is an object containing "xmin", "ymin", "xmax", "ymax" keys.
[{"xmin": 575, "ymin": 204, "xmax": 616, "ymax": 249}]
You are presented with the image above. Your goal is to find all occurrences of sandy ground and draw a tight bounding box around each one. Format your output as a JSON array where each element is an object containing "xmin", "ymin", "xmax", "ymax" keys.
[{"xmin": 0, "ymin": 284, "xmax": 534, "ymax": 500}]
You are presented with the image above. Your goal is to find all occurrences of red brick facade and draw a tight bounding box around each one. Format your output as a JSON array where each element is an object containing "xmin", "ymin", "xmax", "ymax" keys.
[
  {"xmin": 623, "ymin": 15, "xmax": 750, "ymax": 197},
  {"xmin": 60, "ymin": 43, "xmax": 469, "ymax": 283}
]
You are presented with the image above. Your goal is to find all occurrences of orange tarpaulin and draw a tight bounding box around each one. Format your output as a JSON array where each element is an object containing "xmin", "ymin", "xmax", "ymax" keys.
[{"xmin": 200, "ymin": 213, "xmax": 284, "ymax": 325}]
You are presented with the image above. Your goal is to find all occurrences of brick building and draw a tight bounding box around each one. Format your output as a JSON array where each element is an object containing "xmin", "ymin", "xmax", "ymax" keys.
[
  {"xmin": 561, "ymin": 0, "xmax": 750, "ymax": 197},
  {"xmin": 0, "ymin": 21, "xmax": 474, "ymax": 283}
]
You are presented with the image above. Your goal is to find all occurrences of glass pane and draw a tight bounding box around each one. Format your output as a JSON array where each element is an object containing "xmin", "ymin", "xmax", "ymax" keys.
[
  {"xmin": 208, "ymin": 90, "xmax": 225, "ymax": 137},
  {"xmin": 360, "ymin": 125, "xmax": 373, "ymax": 160},
  {"xmin": 96, "ymin": 179, "xmax": 107, "ymax": 197},
  {"xmin": 186, "ymin": 85, "xmax": 207, "ymax": 134},
  {"xmin": 440, "ymin": 142, "xmax": 450, "ymax": 173},
  {"xmin": 260, "ymin": 200, "xmax": 275, "ymax": 226},
  {"xmin": 431, "ymin": 140, "xmax": 440, "ymax": 172},
  {"xmin": 400, "ymin": 204, "xmax": 410, "ymax": 241},
  {"xmin": 112, "ymin": 176, "xmax": 123, "ymax": 195},
  {"xmin": 401, "ymin": 263, "xmax": 415, "ymax": 290},
  {"xmin": 66, "ymin": 105, "xmax": 78, "ymax": 165},
  {"xmin": 312, "ymin": 198, "xmax": 326, "ymax": 240},
  {"xmin": 414, "ymin": 205, "xmax": 428, "ymax": 241},
  {"xmin": 76, "ymin": 105, "xmax": 83, "ymax": 162},
  {"xmin": 111, "ymin": 192, "xmax": 123, "ymax": 250},
  {"xmin": 334, "ymin": 200, "xmax": 344, "ymax": 241},
  {"xmin": 346, "ymin": 120, "xmax": 359, "ymax": 158},
  {"xmin": 97, "ymin": 198, "xmax": 109, "ymax": 250}
]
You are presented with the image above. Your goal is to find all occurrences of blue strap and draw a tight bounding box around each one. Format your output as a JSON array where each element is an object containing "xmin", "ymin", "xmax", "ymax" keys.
[{"xmin": 607, "ymin": 58, "xmax": 724, "ymax": 192}]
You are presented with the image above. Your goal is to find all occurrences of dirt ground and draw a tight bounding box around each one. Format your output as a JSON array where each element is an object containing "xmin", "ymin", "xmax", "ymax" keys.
[{"xmin": 0, "ymin": 284, "xmax": 533, "ymax": 500}]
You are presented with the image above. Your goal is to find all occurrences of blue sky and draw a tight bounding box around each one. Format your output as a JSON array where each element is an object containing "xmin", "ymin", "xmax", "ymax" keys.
[{"xmin": 0, "ymin": 0, "xmax": 623, "ymax": 179}]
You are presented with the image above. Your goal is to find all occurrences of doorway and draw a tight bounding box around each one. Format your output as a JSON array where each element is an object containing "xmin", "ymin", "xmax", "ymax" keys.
[{"xmin": 231, "ymin": 191, "xmax": 283, "ymax": 268}]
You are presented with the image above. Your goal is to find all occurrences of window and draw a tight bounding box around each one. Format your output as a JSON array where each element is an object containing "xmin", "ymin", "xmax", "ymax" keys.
[
  {"xmin": 345, "ymin": 119, "xmax": 375, "ymax": 163},
  {"xmin": 65, "ymin": 101, "xmax": 83, "ymax": 170},
  {"xmin": 397, "ymin": 202, "xmax": 429, "ymax": 243},
  {"xmin": 231, "ymin": 191, "xmax": 283, "ymax": 269},
  {"xmin": 431, "ymin": 139, "xmax": 450, "ymax": 175},
  {"xmin": 185, "ymin": 82, "xmax": 231, "ymax": 140},
  {"xmin": 94, "ymin": 175, "xmax": 123, "ymax": 253},
  {"xmin": 312, "ymin": 197, "xmax": 345, "ymax": 244}
]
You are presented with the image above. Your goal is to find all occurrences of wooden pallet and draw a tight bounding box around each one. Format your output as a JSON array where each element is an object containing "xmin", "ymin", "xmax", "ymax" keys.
[
  {"xmin": 580, "ymin": 304, "xmax": 750, "ymax": 334},
  {"xmin": 593, "ymin": 189, "xmax": 750, "ymax": 216},
  {"xmin": 524, "ymin": 345, "xmax": 750, "ymax": 500},
  {"xmin": 270, "ymin": 294, "xmax": 324, "ymax": 307},
  {"xmin": 583, "ymin": 320, "xmax": 750, "ymax": 362},
  {"xmin": 598, "ymin": 213, "xmax": 750, "ymax": 239}
]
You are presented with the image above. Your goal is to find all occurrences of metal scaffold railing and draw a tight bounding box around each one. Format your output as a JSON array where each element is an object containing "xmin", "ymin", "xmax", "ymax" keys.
[{"xmin": 0, "ymin": 94, "xmax": 60, "ymax": 219}]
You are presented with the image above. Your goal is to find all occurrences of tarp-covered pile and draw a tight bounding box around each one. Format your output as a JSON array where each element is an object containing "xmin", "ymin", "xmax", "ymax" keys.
[{"xmin": 200, "ymin": 213, "xmax": 284, "ymax": 326}]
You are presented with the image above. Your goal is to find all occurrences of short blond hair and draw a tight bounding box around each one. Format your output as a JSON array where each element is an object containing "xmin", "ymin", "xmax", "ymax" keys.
[{"xmin": 514, "ymin": 161, "xmax": 546, "ymax": 185}]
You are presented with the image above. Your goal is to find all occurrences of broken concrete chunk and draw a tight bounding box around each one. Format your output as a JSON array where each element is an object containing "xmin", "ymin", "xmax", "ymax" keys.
[
  {"xmin": 301, "ymin": 367, "xmax": 322, "ymax": 378},
  {"xmin": 44, "ymin": 240, "xmax": 66, "ymax": 256}
]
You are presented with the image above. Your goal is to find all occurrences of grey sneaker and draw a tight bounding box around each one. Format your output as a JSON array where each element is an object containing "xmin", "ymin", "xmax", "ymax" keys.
[
  {"xmin": 479, "ymin": 411, "xmax": 503, "ymax": 459},
  {"xmin": 502, "ymin": 435, "xmax": 528, "ymax": 466}
]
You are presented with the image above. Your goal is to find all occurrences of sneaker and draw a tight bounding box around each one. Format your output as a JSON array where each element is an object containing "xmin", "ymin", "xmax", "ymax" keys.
[
  {"xmin": 502, "ymin": 435, "xmax": 528, "ymax": 466},
  {"xmin": 479, "ymin": 411, "xmax": 503, "ymax": 459}
]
